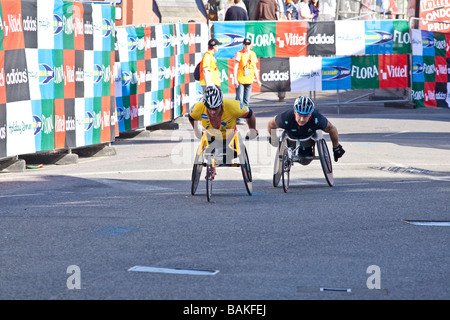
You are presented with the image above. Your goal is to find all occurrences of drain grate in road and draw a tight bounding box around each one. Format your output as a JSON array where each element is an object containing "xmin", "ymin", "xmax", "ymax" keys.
[
  {"xmin": 371, "ymin": 166, "xmax": 433, "ymax": 175},
  {"xmin": 403, "ymin": 220, "xmax": 450, "ymax": 227},
  {"xmin": 128, "ymin": 265, "xmax": 219, "ymax": 276}
]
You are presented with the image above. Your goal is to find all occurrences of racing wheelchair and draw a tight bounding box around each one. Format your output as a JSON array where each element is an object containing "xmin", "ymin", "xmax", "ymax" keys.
[
  {"xmin": 273, "ymin": 130, "xmax": 333, "ymax": 193},
  {"xmin": 191, "ymin": 130, "xmax": 252, "ymax": 202}
]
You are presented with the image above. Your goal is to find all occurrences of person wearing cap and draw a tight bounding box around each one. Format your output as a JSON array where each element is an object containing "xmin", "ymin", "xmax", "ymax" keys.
[
  {"xmin": 233, "ymin": 37, "xmax": 261, "ymax": 124},
  {"xmin": 267, "ymin": 96, "xmax": 345, "ymax": 161},
  {"xmin": 199, "ymin": 38, "xmax": 222, "ymax": 90}
]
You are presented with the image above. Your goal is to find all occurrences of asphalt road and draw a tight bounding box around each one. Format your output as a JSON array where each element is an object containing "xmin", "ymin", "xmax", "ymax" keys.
[{"xmin": 0, "ymin": 103, "xmax": 449, "ymax": 303}]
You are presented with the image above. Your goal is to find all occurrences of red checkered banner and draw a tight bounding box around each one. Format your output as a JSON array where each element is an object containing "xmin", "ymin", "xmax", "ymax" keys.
[
  {"xmin": 114, "ymin": 22, "xmax": 207, "ymax": 133},
  {"xmin": 411, "ymin": 29, "xmax": 450, "ymax": 108},
  {"xmin": 0, "ymin": 0, "xmax": 117, "ymax": 160}
]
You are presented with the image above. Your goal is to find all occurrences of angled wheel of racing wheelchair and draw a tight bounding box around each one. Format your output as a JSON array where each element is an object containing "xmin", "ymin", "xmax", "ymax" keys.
[
  {"xmin": 281, "ymin": 147, "xmax": 292, "ymax": 193},
  {"xmin": 191, "ymin": 152, "xmax": 203, "ymax": 195},
  {"xmin": 237, "ymin": 135, "xmax": 252, "ymax": 196},
  {"xmin": 273, "ymin": 131, "xmax": 286, "ymax": 187},
  {"xmin": 316, "ymin": 132, "xmax": 334, "ymax": 187}
]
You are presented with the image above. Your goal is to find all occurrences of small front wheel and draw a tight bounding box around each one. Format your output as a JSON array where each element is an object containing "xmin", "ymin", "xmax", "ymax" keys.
[{"xmin": 281, "ymin": 148, "xmax": 291, "ymax": 193}]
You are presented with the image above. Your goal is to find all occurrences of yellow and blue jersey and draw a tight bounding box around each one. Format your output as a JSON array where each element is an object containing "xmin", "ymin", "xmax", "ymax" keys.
[{"xmin": 189, "ymin": 99, "xmax": 250, "ymax": 139}]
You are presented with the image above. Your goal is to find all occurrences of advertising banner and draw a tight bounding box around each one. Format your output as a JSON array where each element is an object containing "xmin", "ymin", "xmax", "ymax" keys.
[
  {"xmin": 419, "ymin": 0, "xmax": 450, "ymax": 33},
  {"xmin": 276, "ymin": 21, "xmax": 307, "ymax": 57},
  {"xmin": 307, "ymin": 21, "xmax": 335, "ymax": 57},
  {"xmin": 0, "ymin": 0, "xmax": 117, "ymax": 159},
  {"xmin": 321, "ymin": 56, "xmax": 351, "ymax": 90},
  {"xmin": 411, "ymin": 28, "xmax": 450, "ymax": 108},
  {"xmin": 214, "ymin": 20, "xmax": 410, "ymax": 59}
]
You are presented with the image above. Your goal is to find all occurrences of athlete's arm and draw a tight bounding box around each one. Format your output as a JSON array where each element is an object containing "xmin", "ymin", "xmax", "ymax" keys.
[
  {"xmin": 241, "ymin": 108, "xmax": 258, "ymax": 139},
  {"xmin": 267, "ymin": 116, "xmax": 279, "ymax": 146},
  {"xmin": 322, "ymin": 120, "xmax": 340, "ymax": 149}
]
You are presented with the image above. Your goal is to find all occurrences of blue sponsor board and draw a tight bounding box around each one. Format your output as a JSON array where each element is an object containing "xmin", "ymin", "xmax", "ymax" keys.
[
  {"xmin": 321, "ymin": 56, "xmax": 351, "ymax": 90},
  {"xmin": 214, "ymin": 22, "xmax": 246, "ymax": 59},
  {"xmin": 365, "ymin": 21, "xmax": 394, "ymax": 55},
  {"xmin": 411, "ymin": 55, "xmax": 425, "ymax": 83},
  {"xmin": 421, "ymin": 30, "xmax": 435, "ymax": 57},
  {"xmin": 84, "ymin": 97, "xmax": 94, "ymax": 145},
  {"xmin": 38, "ymin": 49, "xmax": 55, "ymax": 100},
  {"xmin": 53, "ymin": 1, "xmax": 64, "ymax": 50},
  {"xmin": 31, "ymin": 100, "xmax": 42, "ymax": 152},
  {"xmin": 102, "ymin": 5, "xmax": 113, "ymax": 52},
  {"xmin": 94, "ymin": 51, "xmax": 103, "ymax": 97}
]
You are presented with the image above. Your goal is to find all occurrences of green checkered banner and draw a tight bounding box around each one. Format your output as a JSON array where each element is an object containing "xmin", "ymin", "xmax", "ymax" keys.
[
  {"xmin": 411, "ymin": 29, "xmax": 450, "ymax": 108},
  {"xmin": 114, "ymin": 22, "xmax": 207, "ymax": 133},
  {"xmin": 0, "ymin": 0, "xmax": 117, "ymax": 160}
]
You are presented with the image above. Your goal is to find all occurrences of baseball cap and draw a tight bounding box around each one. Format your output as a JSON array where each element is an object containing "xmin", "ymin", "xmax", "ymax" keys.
[
  {"xmin": 243, "ymin": 38, "xmax": 251, "ymax": 45},
  {"xmin": 208, "ymin": 38, "xmax": 222, "ymax": 47}
]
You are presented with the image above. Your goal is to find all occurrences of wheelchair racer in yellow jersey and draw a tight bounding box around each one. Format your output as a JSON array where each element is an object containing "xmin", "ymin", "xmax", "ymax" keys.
[
  {"xmin": 188, "ymin": 86, "xmax": 258, "ymax": 179},
  {"xmin": 188, "ymin": 85, "xmax": 258, "ymax": 140}
]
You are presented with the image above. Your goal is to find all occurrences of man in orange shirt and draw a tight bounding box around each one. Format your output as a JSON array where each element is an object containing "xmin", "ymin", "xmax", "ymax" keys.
[
  {"xmin": 233, "ymin": 38, "xmax": 261, "ymax": 124},
  {"xmin": 200, "ymin": 38, "xmax": 222, "ymax": 90}
]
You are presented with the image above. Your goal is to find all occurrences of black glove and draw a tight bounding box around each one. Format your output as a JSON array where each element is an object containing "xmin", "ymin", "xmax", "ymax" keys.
[{"xmin": 333, "ymin": 144, "xmax": 345, "ymax": 162}]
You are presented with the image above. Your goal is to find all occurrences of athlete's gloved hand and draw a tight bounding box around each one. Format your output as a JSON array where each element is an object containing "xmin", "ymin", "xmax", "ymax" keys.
[
  {"xmin": 245, "ymin": 129, "xmax": 259, "ymax": 140},
  {"xmin": 268, "ymin": 136, "xmax": 278, "ymax": 147},
  {"xmin": 333, "ymin": 144, "xmax": 345, "ymax": 162}
]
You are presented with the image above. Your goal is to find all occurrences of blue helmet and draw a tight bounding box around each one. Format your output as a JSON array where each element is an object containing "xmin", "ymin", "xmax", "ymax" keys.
[{"xmin": 294, "ymin": 96, "xmax": 314, "ymax": 115}]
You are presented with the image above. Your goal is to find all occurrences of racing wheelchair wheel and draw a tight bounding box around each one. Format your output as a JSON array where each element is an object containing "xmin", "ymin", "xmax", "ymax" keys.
[
  {"xmin": 281, "ymin": 147, "xmax": 291, "ymax": 193},
  {"xmin": 273, "ymin": 139, "xmax": 284, "ymax": 187},
  {"xmin": 240, "ymin": 146, "xmax": 253, "ymax": 196},
  {"xmin": 191, "ymin": 153, "xmax": 203, "ymax": 195},
  {"xmin": 317, "ymin": 139, "xmax": 334, "ymax": 187},
  {"xmin": 206, "ymin": 163, "xmax": 214, "ymax": 202}
]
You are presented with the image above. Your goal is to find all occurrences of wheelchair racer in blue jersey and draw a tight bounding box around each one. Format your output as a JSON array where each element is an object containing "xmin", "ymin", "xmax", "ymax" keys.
[{"xmin": 267, "ymin": 96, "xmax": 345, "ymax": 162}]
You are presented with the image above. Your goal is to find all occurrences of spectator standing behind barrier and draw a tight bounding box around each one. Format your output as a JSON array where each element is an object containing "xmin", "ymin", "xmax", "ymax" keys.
[
  {"xmin": 226, "ymin": 0, "xmax": 248, "ymax": 14},
  {"xmin": 275, "ymin": 0, "xmax": 286, "ymax": 19},
  {"xmin": 309, "ymin": 0, "xmax": 319, "ymax": 21},
  {"xmin": 225, "ymin": 0, "xmax": 249, "ymax": 20},
  {"xmin": 200, "ymin": 38, "xmax": 222, "ymax": 90},
  {"xmin": 233, "ymin": 38, "xmax": 261, "ymax": 123},
  {"xmin": 297, "ymin": 0, "xmax": 314, "ymax": 20},
  {"xmin": 243, "ymin": 0, "xmax": 260, "ymax": 20},
  {"xmin": 286, "ymin": 0, "xmax": 300, "ymax": 20},
  {"xmin": 207, "ymin": 0, "xmax": 220, "ymax": 21},
  {"xmin": 255, "ymin": 0, "xmax": 278, "ymax": 20}
]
